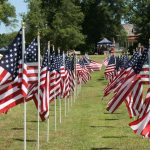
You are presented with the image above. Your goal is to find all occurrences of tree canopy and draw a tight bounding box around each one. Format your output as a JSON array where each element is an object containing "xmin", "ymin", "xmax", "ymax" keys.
[
  {"xmin": 1, "ymin": 0, "xmax": 150, "ymax": 52},
  {"xmin": 125, "ymin": 0, "xmax": 150, "ymax": 46},
  {"xmin": 0, "ymin": 0, "xmax": 16, "ymax": 26}
]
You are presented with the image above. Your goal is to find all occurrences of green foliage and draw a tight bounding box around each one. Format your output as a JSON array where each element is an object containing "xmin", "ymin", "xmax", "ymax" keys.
[
  {"xmin": 0, "ymin": 32, "xmax": 17, "ymax": 48},
  {"xmin": 80, "ymin": 0, "xmax": 127, "ymax": 51},
  {"xmin": 0, "ymin": 0, "xmax": 16, "ymax": 25},
  {"xmin": 125, "ymin": 0, "xmax": 150, "ymax": 46},
  {"xmin": 25, "ymin": 0, "xmax": 85, "ymax": 51},
  {"xmin": 51, "ymin": 0, "xmax": 85, "ymax": 50}
]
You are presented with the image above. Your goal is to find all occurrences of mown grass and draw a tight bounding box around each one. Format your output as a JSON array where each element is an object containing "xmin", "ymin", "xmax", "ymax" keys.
[{"xmin": 0, "ymin": 55, "xmax": 150, "ymax": 150}]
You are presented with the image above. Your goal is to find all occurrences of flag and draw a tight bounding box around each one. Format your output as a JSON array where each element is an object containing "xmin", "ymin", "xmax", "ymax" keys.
[
  {"xmin": 129, "ymin": 110, "xmax": 150, "ymax": 138},
  {"xmin": 103, "ymin": 57, "xmax": 109, "ymax": 66},
  {"xmin": 48, "ymin": 53, "xmax": 61, "ymax": 101},
  {"xmin": 21, "ymin": 39, "xmax": 38, "ymax": 97},
  {"xmin": 106, "ymin": 48, "xmax": 148, "ymax": 113},
  {"xmin": 104, "ymin": 55, "xmax": 116, "ymax": 82},
  {"xmin": 0, "ymin": 29, "xmax": 22, "ymax": 86},
  {"xmin": 104, "ymin": 51, "xmax": 142, "ymax": 97},
  {"xmin": 0, "ymin": 29, "xmax": 25, "ymax": 113}
]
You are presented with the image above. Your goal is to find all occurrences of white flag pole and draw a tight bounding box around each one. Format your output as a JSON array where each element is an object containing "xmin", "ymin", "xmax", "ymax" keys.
[
  {"xmin": 53, "ymin": 45, "xmax": 57, "ymax": 131},
  {"xmin": 37, "ymin": 31, "xmax": 41, "ymax": 150},
  {"xmin": 148, "ymin": 39, "xmax": 150, "ymax": 86},
  {"xmin": 65, "ymin": 96, "xmax": 67, "ymax": 117},
  {"xmin": 71, "ymin": 92, "xmax": 73, "ymax": 107},
  {"xmin": 58, "ymin": 48, "xmax": 62, "ymax": 124},
  {"xmin": 73, "ymin": 52, "xmax": 77, "ymax": 103},
  {"xmin": 47, "ymin": 41, "xmax": 50, "ymax": 142},
  {"xmin": 63, "ymin": 52, "xmax": 67, "ymax": 117},
  {"xmin": 22, "ymin": 21, "xmax": 26, "ymax": 150}
]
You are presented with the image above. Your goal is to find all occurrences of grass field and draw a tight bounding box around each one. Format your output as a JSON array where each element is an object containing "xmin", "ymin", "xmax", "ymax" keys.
[{"xmin": 0, "ymin": 55, "xmax": 150, "ymax": 150}]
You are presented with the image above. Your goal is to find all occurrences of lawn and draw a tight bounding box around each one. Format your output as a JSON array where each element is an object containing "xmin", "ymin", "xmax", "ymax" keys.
[{"xmin": 0, "ymin": 55, "xmax": 150, "ymax": 150}]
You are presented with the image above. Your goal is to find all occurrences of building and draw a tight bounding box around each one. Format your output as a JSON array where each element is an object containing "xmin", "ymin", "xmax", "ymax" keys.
[{"xmin": 122, "ymin": 24, "xmax": 139, "ymax": 48}]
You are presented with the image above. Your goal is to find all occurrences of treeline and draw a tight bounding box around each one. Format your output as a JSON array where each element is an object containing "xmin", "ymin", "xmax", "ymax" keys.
[{"xmin": 0, "ymin": 0, "xmax": 150, "ymax": 52}]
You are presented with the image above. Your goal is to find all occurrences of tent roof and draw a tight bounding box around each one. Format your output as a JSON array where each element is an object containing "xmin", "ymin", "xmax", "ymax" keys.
[{"xmin": 97, "ymin": 38, "xmax": 112, "ymax": 45}]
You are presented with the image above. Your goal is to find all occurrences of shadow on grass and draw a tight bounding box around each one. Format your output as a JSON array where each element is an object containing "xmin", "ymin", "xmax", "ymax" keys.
[
  {"xmin": 97, "ymin": 77, "xmax": 105, "ymax": 81},
  {"xmin": 102, "ymin": 136, "xmax": 127, "ymax": 138},
  {"xmin": 13, "ymin": 138, "xmax": 36, "ymax": 142},
  {"xmin": 90, "ymin": 125, "xmax": 115, "ymax": 128},
  {"xmin": 91, "ymin": 148, "xmax": 115, "ymax": 150},
  {"xmin": 104, "ymin": 112, "xmax": 121, "ymax": 115},
  {"xmin": 11, "ymin": 127, "xmax": 23, "ymax": 130},
  {"xmin": 99, "ymin": 118, "xmax": 119, "ymax": 121},
  {"xmin": 27, "ymin": 120, "xmax": 38, "ymax": 123},
  {"xmin": 105, "ymin": 119, "xmax": 119, "ymax": 121}
]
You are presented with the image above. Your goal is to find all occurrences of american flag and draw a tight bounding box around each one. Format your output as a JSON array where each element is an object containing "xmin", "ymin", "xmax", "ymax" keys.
[
  {"xmin": 104, "ymin": 55, "xmax": 116, "ymax": 82},
  {"xmin": 106, "ymin": 48, "xmax": 148, "ymax": 113},
  {"xmin": 0, "ymin": 29, "xmax": 22, "ymax": 86},
  {"xmin": 118, "ymin": 55, "xmax": 129, "ymax": 69},
  {"xmin": 103, "ymin": 57, "xmax": 109, "ymax": 66},
  {"xmin": 82, "ymin": 57, "xmax": 102, "ymax": 71},
  {"xmin": 56, "ymin": 54, "xmax": 66, "ymax": 98},
  {"xmin": 104, "ymin": 51, "xmax": 142, "ymax": 97},
  {"xmin": 62, "ymin": 56, "xmax": 71, "ymax": 97},
  {"xmin": 21, "ymin": 39, "xmax": 38, "ymax": 97},
  {"xmin": 32, "ymin": 49, "xmax": 49, "ymax": 121},
  {"xmin": 48, "ymin": 53, "xmax": 61, "ymax": 101},
  {"xmin": 68, "ymin": 56, "xmax": 75, "ymax": 92},
  {"xmin": 129, "ymin": 110, "xmax": 150, "ymax": 138},
  {"xmin": 0, "ymin": 29, "xmax": 25, "ymax": 113}
]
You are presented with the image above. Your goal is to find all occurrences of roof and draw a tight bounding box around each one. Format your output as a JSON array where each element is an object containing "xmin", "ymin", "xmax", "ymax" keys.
[
  {"xmin": 97, "ymin": 38, "xmax": 112, "ymax": 45},
  {"xmin": 122, "ymin": 24, "xmax": 137, "ymax": 37}
]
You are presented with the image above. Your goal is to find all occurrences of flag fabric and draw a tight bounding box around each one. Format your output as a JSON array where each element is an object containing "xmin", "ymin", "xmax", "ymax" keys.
[
  {"xmin": 21, "ymin": 39, "xmax": 38, "ymax": 97},
  {"xmin": 103, "ymin": 57, "xmax": 109, "ymax": 66},
  {"xmin": 31, "ymin": 49, "xmax": 49, "ymax": 121},
  {"xmin": 106, "ymin": 48, "xmax": 148, "ymax": 113},
  {"xmin": 82, "ymin": 56, "xmax": 102, "ymax": 71},
  {"xmin": 0, "ymin": 29, "xmax": 22, "ymax": 86},
  {"xmin": 104, "ymin": 51, "xmax": 142, "ymax": 97},
  {"xmin": 0, "ymin": 29, "xmax": 25, "ymax": 113},
  {"xmin": 104, "ymin": 55, "xmax": 116, "ymax": 82},
  {"xmin": 129, "ymin": 110, "xmax": 150, "ymax": 138},
  {"xmin": 48, "ymin": 53, "xmax": 61, "ymax": 101}
]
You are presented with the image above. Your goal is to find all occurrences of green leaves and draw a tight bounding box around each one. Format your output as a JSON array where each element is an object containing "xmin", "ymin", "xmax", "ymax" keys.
[
  {"xmin": 24, "ymin": 0, "xmax": 85, "ymax": 50},
  {"xmin": 0, "ymin": 0, "xmax": 16, "ymax": 26}
]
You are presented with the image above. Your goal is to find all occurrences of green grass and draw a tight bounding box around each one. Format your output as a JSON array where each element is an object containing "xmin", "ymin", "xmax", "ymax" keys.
[{"xmin": 1, "ymin": 55, "xmax": 150, "ymax": 150}]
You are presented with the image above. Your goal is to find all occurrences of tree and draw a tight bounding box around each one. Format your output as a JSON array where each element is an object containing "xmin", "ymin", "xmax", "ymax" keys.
[
  {"xmin": 51, "ymin": 0, "xmax": 85, "ymax": 50},
  {"xmin": 79, "ymin": 0, "xmax": 128, "ymax": 52},
  {"xmin": 25, "ymin": 0, "xmax": 85, "ymax": 51},
  {"xmin": 0, "ymin": 0, "xmax": 16, "ymax": 26},
  {"xmin": 0, "ymin": 32, "xmax": 17, "ymax": 48},
  {"xmin": 125, "ymin": 0, "xmax": 150, "ymax": 46}
]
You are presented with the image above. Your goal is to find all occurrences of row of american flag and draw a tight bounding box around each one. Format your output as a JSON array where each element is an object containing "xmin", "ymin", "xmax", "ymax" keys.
[
  {"xmin": 0, "ymin": 29, "xmax": 102, "ymax": 121},
  {"xmin": 103, "ymin": 45, "xmax": 150, "ymax": 138}
]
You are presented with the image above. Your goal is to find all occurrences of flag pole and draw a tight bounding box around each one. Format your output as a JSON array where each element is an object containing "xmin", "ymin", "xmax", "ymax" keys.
[
  {"xmin": 66, "ymin": 52, "xmax": 70, "ymax": 112},
  {"xmin": 37, "ymin": 30, "xmax": 41, "ymax": 150},
  {"xmin": 47, "ymin": 41, "xmax": 50, "ymax": 142},
  {"xmin": 63, "ymin": 51, "xmax": 67, "ymax": 117},
  {"xmin": 53, "ymin": 44, "xmax": 57, "ymax": 131},
  {"xmin": 22, "ymin": 21, "xmax": 26, "ymax": 150},
  {"xmin": 58, "ymin": 48, "xmax": 62, "ymax": 124},
  {"xmin": 74, "ymin": 51, "xmax": 77, "ymax": 103},
  {"xmin": 148, "ymin": 39, "xmax": 150, "ymax": 86}
]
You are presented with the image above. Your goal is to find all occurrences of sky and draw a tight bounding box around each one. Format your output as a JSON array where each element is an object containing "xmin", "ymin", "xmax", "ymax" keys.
[{"xmin": 0, "ymin": 0, "xmax": 28, "ymax": 34}]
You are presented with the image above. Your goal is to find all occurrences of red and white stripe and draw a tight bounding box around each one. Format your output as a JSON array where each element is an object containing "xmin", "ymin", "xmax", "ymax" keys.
[
  {"xmin": 21, "ymin": 62, "xmax": 38, "ymax": 97},
  {"xmin": 0, "ymin": 66, "xmax": 12, "ymax": 86},
  {"xmin": 129, "ymin": 110, "xmax": 150, "ymax": 138},
  {"xmin": 107, "ymin": 69, "xmax": 140, "ymax": 113},
  {"xmin": 104, "ymin": 64, "xmax": 116, "ymax": 82}
]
